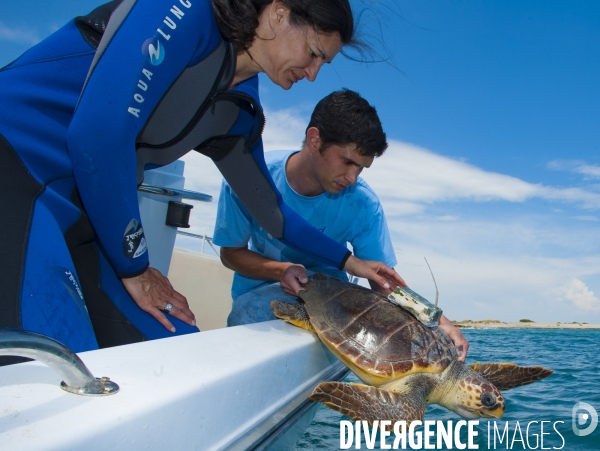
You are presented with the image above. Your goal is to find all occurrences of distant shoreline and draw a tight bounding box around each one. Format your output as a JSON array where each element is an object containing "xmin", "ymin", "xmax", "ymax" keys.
[{"xmin": 453, "ymin": 320, "xmax": 600, "ymax": 329}]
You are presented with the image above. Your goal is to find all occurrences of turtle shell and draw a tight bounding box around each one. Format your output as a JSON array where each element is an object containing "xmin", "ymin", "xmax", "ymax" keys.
[{"xmin": 299, "ymin": 273, "xmax": 457, "ymax": 386}]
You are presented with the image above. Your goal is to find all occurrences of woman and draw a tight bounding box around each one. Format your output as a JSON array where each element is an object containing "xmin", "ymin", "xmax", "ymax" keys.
[{"xmin": 0, "ymin": 0, "xmax": 405, "ymax": 362}]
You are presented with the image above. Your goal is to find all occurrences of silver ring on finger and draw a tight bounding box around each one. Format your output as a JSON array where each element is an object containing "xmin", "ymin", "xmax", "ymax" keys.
[{"xmin": 163, "ymin": 302, "xmax": 174, "ymax": 313}]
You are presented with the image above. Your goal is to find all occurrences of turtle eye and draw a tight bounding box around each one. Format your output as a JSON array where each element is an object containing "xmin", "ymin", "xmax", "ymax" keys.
[{"xmin": 481, "ymin": 392, "xmax": 496, "ymax": 407}]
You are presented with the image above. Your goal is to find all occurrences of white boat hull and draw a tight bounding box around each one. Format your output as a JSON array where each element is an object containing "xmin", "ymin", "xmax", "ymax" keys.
[{"xmin": 0, "ymin": 321, "xmax": 344, "ymax": 450}]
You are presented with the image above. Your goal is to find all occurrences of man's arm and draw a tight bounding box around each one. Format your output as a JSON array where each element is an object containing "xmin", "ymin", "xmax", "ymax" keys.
[
  {"xmin": 220, "ymin": 246, "xmax": 308, "ymax": 296},
  {"xmin": 438, "ymin": 315, "xmax": 469, "ymax": 363},
  {"xmin": 220, "ymin": 246, "xmax": 292, "ymax": 282},
  {"xmin": 215, "ymin": 177, "xmax": 312, "ymax": 295}
]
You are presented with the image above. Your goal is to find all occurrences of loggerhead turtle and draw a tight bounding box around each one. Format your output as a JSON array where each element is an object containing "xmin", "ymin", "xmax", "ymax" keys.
[{"xmin": 271, "ymin": 273, "xmax": 553, "ymax": 425}]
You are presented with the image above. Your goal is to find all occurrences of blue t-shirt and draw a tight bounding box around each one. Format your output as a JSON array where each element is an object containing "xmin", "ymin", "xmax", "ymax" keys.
[{"xmin": 213, "ymin": 150, "xmax": 397, "ymax": 298}]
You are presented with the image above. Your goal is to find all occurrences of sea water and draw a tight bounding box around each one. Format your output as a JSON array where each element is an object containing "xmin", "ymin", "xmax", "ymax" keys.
[{"xmin": 294, "ymin": 329, "xmax": 600, "ymax": 450}]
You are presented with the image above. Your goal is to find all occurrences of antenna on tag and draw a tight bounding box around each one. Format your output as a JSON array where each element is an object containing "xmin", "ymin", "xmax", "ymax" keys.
[{"xmin": 424, "ymin": 257, "xmax": 439, "ymax": 307}]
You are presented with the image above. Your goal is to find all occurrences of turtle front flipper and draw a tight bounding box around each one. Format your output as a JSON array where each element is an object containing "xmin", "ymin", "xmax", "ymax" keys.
[
  {"xmin": 470, "ymin": 362, "xmax": 553, "ymax": 391},
  {"xmin": 310, "ymin": 381, "xmax": 425, "ymax": 427},
  {"xmin": 270, "ymin": 300, "xmax": 315, "ymax": 333}
]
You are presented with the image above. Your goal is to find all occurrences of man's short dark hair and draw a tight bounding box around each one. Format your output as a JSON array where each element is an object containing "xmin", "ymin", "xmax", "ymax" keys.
[{"xmin": 306, "ymin": 89, "xmax": 388, "ymax": 157}]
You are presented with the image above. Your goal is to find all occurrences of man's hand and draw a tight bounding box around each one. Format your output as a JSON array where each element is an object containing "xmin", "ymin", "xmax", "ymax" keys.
[
  {"xmin": 438, "ymin": 315, "xmax": 469, "ymax": 363},
  {"xmin": 121, "ymin": 267, "xmax": 196, "ymax": 332},
  {"xmin": 221, "ymin": 247, "xmax": 310, "ymax": 296},
  {"xmin": 280, "ymin": 264, "xmax": 308, "ymax": 296},
  {"xmin": 344, "ymin": 255, "xmax": 407, "ymax": 294}
]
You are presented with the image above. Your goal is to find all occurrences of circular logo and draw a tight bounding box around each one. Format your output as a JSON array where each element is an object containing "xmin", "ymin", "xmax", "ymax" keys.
[
  {"xmin": 572, "ymin": 402, "xmax": 598, "ymax": 437},
  {"xmin": 142, "ymin": 37, "xmax": 164, "ymax": 66}
]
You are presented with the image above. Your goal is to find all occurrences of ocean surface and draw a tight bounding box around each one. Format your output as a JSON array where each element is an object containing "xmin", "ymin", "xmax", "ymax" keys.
[{"xmin": 293, "ymin": 329, "xmax": 600, "ymax": 450}]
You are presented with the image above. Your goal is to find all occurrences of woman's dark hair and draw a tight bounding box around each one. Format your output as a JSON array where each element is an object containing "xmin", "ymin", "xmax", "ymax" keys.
[
  {"xmin": 307, "ymin": 89, "xmax": 388, "ymax": 157},
  {"xmin": 212, "ymin": 0, "xmax": 359, "ymax": 54}
]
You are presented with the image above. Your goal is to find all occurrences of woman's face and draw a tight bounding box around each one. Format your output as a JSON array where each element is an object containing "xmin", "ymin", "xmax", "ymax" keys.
[{"xmin": 252, "ymin": 3, "xmax": 344, "ymax": 90}]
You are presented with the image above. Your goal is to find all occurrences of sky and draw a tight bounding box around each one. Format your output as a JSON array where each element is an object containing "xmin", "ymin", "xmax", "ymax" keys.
[{"xmin": 1, "ymin": 1, "xmax": 599, "ymax": 323}]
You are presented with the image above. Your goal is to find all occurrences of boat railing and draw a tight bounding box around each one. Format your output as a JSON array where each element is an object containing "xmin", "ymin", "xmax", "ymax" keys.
[
  {"xmin": 0, "ymin": 329, "xmax": 119, "ymax": 396},
  {"xmin": 176, "ymin": 230, "xmax": 220, "ymax": 257},
  {"xmin": 138, "ymin": 183, "xmax": 212, "ymax": 202}
]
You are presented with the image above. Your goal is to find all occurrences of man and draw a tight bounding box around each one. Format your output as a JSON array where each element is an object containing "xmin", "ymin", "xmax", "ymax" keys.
[{"xmin": 213, "ymin": 89, "xmax": 468, "ymax": 360}]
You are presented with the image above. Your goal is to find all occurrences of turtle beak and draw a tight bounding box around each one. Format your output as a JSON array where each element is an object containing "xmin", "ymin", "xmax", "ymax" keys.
[
  {"xmin": 455, "ymin": 404, "xmax": 504, "ymax": 419},
  {"xmin": 484, "ymin": 405, "xmax": 505, "ymax": 419}
]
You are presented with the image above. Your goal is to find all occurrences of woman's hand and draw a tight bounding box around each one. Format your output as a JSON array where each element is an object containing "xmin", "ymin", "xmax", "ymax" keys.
[
  {"xmin": 121, "ymin": 267, "xmax": 196, "ymax": 332},
  {"xmin": 343, "ymin": 255, "xmax": 407, "ymax": 294},
  {"xmin": 280, "ymin": 264, "xmax": 308, "ymax": 296},
  {"xmin": 438, "ymin": 315, "xmax": 469, "ymax": 363}
]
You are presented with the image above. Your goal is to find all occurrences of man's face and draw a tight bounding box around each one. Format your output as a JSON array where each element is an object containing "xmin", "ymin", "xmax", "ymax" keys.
[{"xmin": 313, "ymin": 144, "xmax": 374, "ymax": 194}]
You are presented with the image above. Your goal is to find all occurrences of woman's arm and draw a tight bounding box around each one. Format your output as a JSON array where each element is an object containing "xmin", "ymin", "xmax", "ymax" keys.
[
  {"xmin": 67, "ymin": 0, "xmax": 221, "ymax": 329},
  {"xmin": 67, "ymin": 0, "xmax": 221, "ymax": 277}
]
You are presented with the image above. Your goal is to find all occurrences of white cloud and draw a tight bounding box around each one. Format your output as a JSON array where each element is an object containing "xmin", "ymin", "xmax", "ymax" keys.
[
  {"xmin": 574, "ymin": 164, "xmax": 600, "ymax": 180},
  {"xmin": 378, "ymin": 201, "xmax": 424, "ymax": 216},
  {"xmin": 366, "ymin": 142, "xmax": 539, "ymax": 203},
  {"xmin": 556, "ymin": 279, "xmax": 600, "ymax": 312},
  {"xmin": 388, "ymin": 229, "xmax": 600, "ymax": 323},
  {"xmin": 361, "ymin": 141, "xmax": 600, "ymax": 210},
  {"xmin": 0, "ymin": 22, "xmax": 40, "ymax": 45},
  {"xmin": 435, "ymin": 215, "xmax": 459, "ymax": 221},
  {"xmin": 387, "ymin": 214, "xmax": 600, "ymax": 262},
  {"xmin": 546, "ymin": 159, "xmax": 584, "ymax": 171},
  {"xmin": 546, "ymin": 160, "xmax": 600, "ymax": 181},
  {"xmin": 262, "ymin": 107, "xmax": 308, "ymax": 151}
]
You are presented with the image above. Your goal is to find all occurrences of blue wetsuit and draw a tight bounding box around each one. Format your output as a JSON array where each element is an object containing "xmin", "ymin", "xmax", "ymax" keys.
[{"xmin": 0, "ymin": 0, "xmax": 351, "ymax": 363}]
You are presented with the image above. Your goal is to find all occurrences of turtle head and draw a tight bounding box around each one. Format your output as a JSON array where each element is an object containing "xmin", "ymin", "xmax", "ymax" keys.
[{"xmin": 452, "ymin": 372, "xmax": 505, "ymax": 419}]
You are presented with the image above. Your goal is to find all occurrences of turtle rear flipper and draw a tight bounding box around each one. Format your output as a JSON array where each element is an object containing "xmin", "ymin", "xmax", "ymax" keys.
[
  {"xmin": 470, "ymin": 362, "xmax": 553, "ymax": 391},
  {"xmin": 310, "ymin": 381, "xmax": 425, "ymax": 427},
  {"xmin": 270, "ymin": 300, "xmax": 315, "ymax": 333}
]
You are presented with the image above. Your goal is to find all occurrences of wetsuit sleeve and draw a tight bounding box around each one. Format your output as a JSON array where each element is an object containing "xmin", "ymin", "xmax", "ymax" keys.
[{"xmin": 67, "ymin": 0, "xmax": 222, "ymax": 277}]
